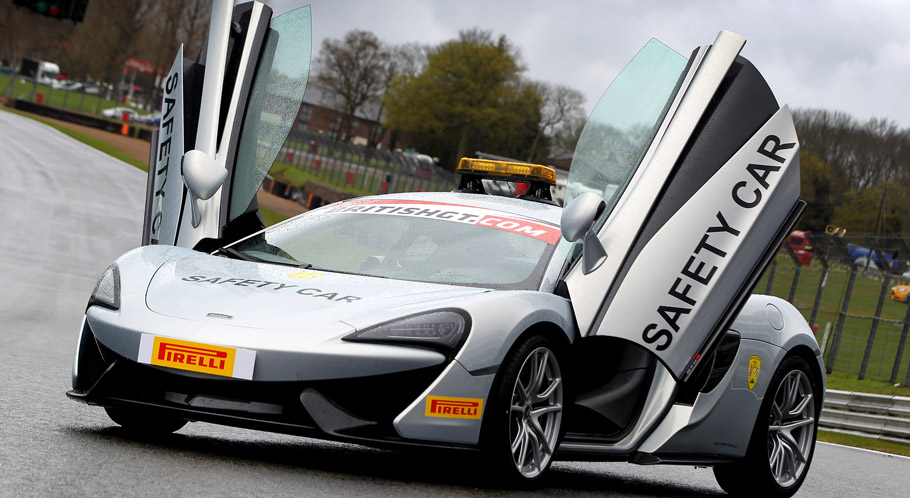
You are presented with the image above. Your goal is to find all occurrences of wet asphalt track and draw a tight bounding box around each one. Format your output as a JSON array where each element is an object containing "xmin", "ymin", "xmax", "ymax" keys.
[{"xmin": 1, "ymin": 109, "xmax": 908, "ymax": 497}]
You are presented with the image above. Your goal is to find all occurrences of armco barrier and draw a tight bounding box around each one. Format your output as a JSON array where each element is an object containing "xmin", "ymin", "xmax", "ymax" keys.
[
  {"xmin": 13, "ymin": 99, "xmax": 153, "ymax": 140},
  {"xmin": 820, "ymin": 389, "xmax": 910, "ymax": 443}
]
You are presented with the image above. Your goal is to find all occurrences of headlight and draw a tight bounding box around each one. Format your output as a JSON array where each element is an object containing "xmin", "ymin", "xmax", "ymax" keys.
[
  {"xmin": 88, "ymin": 264, "xmax": 120, "ymax": 310},
  {"xmin": 343, "ymin": 310, "xmax": 470, "ymax": 354}
]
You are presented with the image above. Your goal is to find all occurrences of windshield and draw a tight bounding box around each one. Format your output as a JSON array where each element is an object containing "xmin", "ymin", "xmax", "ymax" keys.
[
  {"xmin": 564, "ymin": 39, "xmax": 687, "ymax": 222},
  {"xmin": 229, "ymin": 200, "xmax": 559, "ymax": 290}
]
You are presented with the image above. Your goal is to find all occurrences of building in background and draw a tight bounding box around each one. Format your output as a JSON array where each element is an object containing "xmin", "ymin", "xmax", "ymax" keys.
[{"xmin": 292, "ymin": 86, "xmax": 390, "ymax": 148}]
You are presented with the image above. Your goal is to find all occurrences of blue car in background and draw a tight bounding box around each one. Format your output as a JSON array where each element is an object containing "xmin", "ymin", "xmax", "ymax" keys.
[{"xmin": 847, "ymin": 243, "xmax": 900, "ymax": 271}]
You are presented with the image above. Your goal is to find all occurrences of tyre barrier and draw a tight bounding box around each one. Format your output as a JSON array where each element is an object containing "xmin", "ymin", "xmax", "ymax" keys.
[{"xmin": 820, "ymin": 389, "xmax": 910, "ymax": 443}]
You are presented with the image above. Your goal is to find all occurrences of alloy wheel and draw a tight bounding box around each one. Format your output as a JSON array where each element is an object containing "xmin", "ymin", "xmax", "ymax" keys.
[
  {"xmin": 508, "ymin": 346, "xmax": 563, "ymax": 479},
  {"xmin": 767, "ymin": 369, "xmax": 815, "ymax": 487}
]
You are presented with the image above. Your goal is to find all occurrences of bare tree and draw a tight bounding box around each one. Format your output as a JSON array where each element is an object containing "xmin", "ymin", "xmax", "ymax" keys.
[
  {"xmin": 364, "ymin": 42, "xmax": 426, "ymax": 147},
  {"xmin": 0, "ymin": 7, "xmax": 74, "ymax": 70},
  {"xmin": 550, "ymin": 113, "xmax": 586, "ymax": 159},
  {"xmin": 180, "ymin": 0, "xmax": 210, "ymax": 59},
  {"xmin": 313, "ymin": 30, "xmax": 389, "ymax": 142},
  {"xmin": 144, "ymin": 0, "xmax": 209, "ymax": 110},
  {"xmin": 65, "ymin": 0, "xmax": 154, "ymax": 86},
  {"xmin": 527, "ymin": 83, "xmax": 584, "ymax": 161}
]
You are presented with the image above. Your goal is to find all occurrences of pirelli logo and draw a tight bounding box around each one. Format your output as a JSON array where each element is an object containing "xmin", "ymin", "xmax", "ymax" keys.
[
  {"xmin": 425, "ymin": 396, "xmax": 484, "ymax": 419},
  {"xmin": 137, "ymin": 334, "xmax": 255, "ymax": 380}
]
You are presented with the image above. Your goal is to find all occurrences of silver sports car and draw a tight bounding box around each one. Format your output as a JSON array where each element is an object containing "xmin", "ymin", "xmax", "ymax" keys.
[{"xmin": 69, "ymin": 2, "xmax": 823, "ymax": 496}]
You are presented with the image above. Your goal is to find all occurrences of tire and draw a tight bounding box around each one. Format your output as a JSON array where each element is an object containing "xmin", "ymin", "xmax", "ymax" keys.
[
  {"xmin": 481, "ymin": 334, "xmax": 565, "ymax": 483},
  {"xmin": 713, "ymin": 355, "xmax": 820, "ymax": 497},
  {"xmin": 105, "ymin": 407, "xmax": 187, "ymax": 435}
]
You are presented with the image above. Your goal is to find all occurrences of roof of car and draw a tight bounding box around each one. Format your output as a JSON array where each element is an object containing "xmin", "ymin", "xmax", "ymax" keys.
[{"xmin": 326, "ymin": 191, "xmax": 563, "ymax": 226}]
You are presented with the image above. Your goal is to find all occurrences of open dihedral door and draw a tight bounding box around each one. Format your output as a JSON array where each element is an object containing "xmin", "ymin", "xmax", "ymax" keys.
[
  {"xmin": 562, "ymin": 31, "xmax": 804, "ymax": 381},
  {"xmin": 141, "ymin": 0, "xmax": 311, "ymax": 249}
]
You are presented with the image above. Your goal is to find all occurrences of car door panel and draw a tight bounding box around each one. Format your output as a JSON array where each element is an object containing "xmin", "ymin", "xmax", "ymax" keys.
[
  {"xmin": 596, "ymin": 106, "xmax": 799, "ymax": 376},
  {"xmin": 142, "ymin": 1, "xmax": 310, "ymax": 249},
  {"xmin": 565, "ymin": 32, "xmax": 743, "ymax": 333},
  {"xmin": 563, "ymin": 31, "xmax": 802, "ymax": 380}
]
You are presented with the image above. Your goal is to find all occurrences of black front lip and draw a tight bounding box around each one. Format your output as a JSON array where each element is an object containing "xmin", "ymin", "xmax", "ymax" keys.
[{"xmin": 67, "ymin": 387, "xmax": 477, "ymax": 453}]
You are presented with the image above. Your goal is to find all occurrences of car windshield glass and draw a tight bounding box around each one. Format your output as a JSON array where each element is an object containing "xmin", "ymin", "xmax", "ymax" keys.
[
  {"xmin": 563, "ymin": 39, "xmax": 687, "ymax": 226},
  {"xmin": 230, "ymin": 201, "xmax": 559, "ymax": 290}
]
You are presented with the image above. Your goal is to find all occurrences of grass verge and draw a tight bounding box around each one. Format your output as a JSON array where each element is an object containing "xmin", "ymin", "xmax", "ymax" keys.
[
  {"xmin": 259, "ymin": 207, "xmax": 288, "ymax": 227},
  {"xmin": 0, "ymin": 107, "xmax": 148, "ymax": 172},
  {"xmin": 0, "ymin": 74, "xmax": 144, "ymax": 118},
  {"xmin": 269, "ymin": 160, "xmax": 373, "ymax": 197},
  {"xmin": 818, "ymin": 430, "xmax": 910, "ymax": 456},
  {"xmin": 825, "ymin": 371, "xmax": 910, "ymax": 396}
]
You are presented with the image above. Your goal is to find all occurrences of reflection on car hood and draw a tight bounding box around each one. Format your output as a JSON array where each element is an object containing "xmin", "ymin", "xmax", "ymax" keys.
[{"xmin": 145, "ymin": 254, "xmax": 490, "ymax": 330}]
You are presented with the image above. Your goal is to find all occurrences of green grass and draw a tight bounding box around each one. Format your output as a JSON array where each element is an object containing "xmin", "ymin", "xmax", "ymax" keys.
[
  {"xmin": 269, "ymin": 160, "xmax": 373, "ymax": 197},
  {"xmin": 0, "ymin": 106, "xmax": 148, "ymax": 171},
  {"xmin": 273, "ymin": 155, "xmax": 455, "ymax": 196},
  {"xmin": 0, "ymin": 73, "xmax": 148, "ymax": 121},
  {"xmin": 825, "ymin": 370, "xmax": 910, "ymax": 396},
  {"xmin": 286, "ymin": 138, "xmax": 395, "ymax": 170},
  {"xmin": 818, "ymin": 430, "xmax": 910, "ymax": 456},
  {"xmin": 259, "ymin": 207, "xmax": 288, "ymax": 227},
  {"xmin": 756, "ymin": 254, "xmax": 910, "ymax": 383}
]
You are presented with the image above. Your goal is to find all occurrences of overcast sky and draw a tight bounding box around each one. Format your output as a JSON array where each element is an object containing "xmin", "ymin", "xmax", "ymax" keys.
[{"xmin": 262, "ymin": 0, "xmax": 910, "ymax": 128}]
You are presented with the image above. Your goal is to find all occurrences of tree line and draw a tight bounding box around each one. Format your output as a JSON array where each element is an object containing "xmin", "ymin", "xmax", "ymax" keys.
[
  {"xmin": 793, "ymin": 109, "xmax": 910, "ymax": 235},
  {"xmin": 312, "ymin": 28, "xmax": 586, "ymax": 170}
]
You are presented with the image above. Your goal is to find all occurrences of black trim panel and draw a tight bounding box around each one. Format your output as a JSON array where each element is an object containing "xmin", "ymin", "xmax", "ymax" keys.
[{"xmin": 141, "ymin": 129, "xmax": 159, "ymax": 246}]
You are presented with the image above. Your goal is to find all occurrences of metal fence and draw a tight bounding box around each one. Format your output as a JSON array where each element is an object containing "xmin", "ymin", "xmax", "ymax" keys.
[
  {"xmin": 278, "ymin": 128, "xmax": 459, "ymax": 196},
  {"xmin": 759, "ymin": 233, "xmax": 910, "ymax": 384},
  {"xmin": 2, "ymin": 74, "xmax": 134, "ymax": 118}
]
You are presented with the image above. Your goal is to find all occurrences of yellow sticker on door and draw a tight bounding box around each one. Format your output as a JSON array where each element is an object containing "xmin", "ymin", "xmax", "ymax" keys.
[{"xmin": 748, "ymin": 356, "xmax": 761, "ymax": 390}]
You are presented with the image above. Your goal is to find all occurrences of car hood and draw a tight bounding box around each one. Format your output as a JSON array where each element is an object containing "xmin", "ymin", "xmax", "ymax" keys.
[{"xmin": 145, "ymin": 254, "xmax": 490, "ymax": 330}]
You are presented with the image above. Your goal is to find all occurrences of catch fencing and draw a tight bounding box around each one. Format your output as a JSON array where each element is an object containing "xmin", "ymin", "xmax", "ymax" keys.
[
  {"xmin": 278, "ymin": 128, "xmax": 458, "ymax": 196},
  {"xmin": 2, "ymin": 73, "xmax": 128, "ymax": 118},
  {"xmin": 760, "ymin": 233, "xmax": 910, "ymax": 384}
]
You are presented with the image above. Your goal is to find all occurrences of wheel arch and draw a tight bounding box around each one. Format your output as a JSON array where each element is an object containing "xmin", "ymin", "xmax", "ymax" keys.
[
  {"xmin": 519, "ymin": 320, "xmax": 573, "ymax": 350},
  {"xmin": 782, "ymin": 344, "xmax": 826, "ymax": 405},
  {"xmin": 477, "ymin": 323, "xmax": 568, "ymax": 481}
]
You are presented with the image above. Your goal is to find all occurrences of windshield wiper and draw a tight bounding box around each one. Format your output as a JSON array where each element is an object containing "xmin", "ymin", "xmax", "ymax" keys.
[
  {"xmin": 306, "ymin": 265, "xmax": 388, "ymax": 279},
  {"xmin": 215, "ymin": 246, "xmax": 260, "ymax": 262}
]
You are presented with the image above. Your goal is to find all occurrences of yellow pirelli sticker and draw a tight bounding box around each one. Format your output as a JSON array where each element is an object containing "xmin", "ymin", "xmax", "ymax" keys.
[
  {"xmin": 425, "ymin": 396, "xmax": 484, "ymax": 419},
  {"xmin": 137, "ymin": 334, "xmax": 255, "ymax": 380}
]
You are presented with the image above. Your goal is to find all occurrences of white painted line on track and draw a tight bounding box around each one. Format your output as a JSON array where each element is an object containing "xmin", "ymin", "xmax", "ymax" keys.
[{"xmin": 818, "ymin": 441, "xmax": 910, "ymax": 460}]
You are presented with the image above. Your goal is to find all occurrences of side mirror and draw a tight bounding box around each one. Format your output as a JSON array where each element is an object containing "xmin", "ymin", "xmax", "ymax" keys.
[
  {"xmin": 561, "ymin": 192, "xmax": 608, "ymax": 274},
  {"xmin": 182, "ymin": 149, "xmax": 227, "ymax": 200}
]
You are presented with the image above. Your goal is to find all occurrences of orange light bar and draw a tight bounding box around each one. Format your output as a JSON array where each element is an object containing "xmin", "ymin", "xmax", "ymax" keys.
[{"xmin": 457, "ymin": 158, "xmax": 557, "ymax": 185}]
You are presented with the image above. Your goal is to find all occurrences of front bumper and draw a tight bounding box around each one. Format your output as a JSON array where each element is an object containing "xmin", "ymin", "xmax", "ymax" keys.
[{"xmin": 70, "ymin": 312, "xmax": 494, "ymax": 447}]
